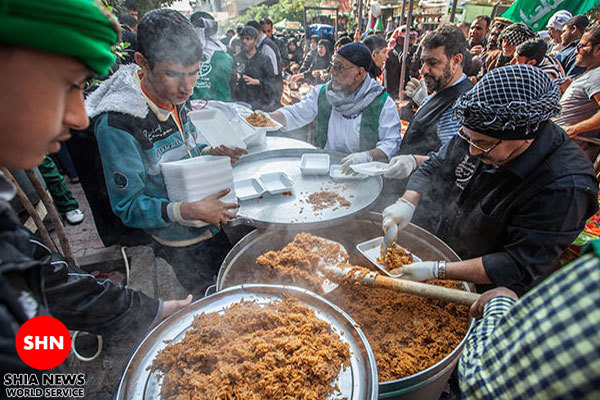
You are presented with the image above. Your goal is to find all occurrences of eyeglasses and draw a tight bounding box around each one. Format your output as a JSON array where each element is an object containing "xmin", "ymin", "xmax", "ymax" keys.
[
  {"xmin": 329, "ymin": 61, "xmax": 358, "ymax": 72},
  {"xmin": 457, "ymin": 127, "xmax": 502, "ymax": 153}
]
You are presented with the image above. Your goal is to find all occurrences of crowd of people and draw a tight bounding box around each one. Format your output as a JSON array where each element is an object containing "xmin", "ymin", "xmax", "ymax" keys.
[{"xmin": 1, "ymin": 0, "xmax": 600, "ymax": 398}]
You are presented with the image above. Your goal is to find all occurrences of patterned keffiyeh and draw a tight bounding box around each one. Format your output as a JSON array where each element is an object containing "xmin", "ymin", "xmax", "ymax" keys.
[
  {"xmin": 499, "ymin": 23, "xmax": 537, "ymax": 46},
  {"xmin": 453, "ymin": 64, "xmax": 562, "ymax": 139}
]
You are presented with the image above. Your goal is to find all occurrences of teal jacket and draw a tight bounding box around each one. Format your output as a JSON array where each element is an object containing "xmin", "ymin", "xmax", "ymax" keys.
[{"xmin": 86, "ymin": 65, "xmax": 220, "ymax": 243}]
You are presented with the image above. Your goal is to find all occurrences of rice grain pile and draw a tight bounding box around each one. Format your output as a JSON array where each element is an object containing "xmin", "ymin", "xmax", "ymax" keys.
[
  {"xmin": 254, "ymin": 233, "xmax": 469, "ymax": 382},
  {"xmin": 325, "ymin": 282, "xmax": 468, "ymax": 380},
  {"xmin": 377, "ymin": 243, "xmax": 415, "ymax": 273},
  {"xmin": 150, "ymin": 296, "xmax": 351, "ymax": 400},
  {"xmin": 256, "ymin": 233, "xmax": 348, "ymax": 294},
  {"xmin": 305, "ymin": 191, "xmax": 351, "ymax": 212}
]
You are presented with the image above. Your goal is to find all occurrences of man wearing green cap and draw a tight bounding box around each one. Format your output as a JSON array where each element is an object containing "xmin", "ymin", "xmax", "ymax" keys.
[{"xmin": 0, "ymin": 0, "xmax": 192, "ymax": 381}]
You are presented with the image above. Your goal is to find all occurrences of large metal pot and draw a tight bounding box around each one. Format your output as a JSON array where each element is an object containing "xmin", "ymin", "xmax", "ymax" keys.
[{"xmin": 217, "ymin": 212, "xmax": 475, "ymax": 400}]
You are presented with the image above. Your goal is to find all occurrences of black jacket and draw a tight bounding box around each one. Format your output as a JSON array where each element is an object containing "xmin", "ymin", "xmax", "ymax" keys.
[
  {"xmin": 0, "ymin": 175, "xmax": 160, "ymax": 379},
  {"xmin": 232, "ymin": 50, "xmax": 275, "ymax": 110},
  {"xmin": 406, "ymin": 122, "xmax": 599, "ymax": 295}
]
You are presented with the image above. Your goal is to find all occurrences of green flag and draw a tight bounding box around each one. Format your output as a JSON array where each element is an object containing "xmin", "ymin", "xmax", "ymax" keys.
[{"xmin": 502, "ymin": 0, "xmax": 600, "ymax": 31}]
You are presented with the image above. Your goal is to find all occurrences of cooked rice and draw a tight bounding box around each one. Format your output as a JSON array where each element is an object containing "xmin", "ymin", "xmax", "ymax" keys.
[
  {"xmin": 150, "ymin": 296, "xmax": 351, "ymax": 400},
  {"xmin": 255, "ymin": 233, "xmax": 470, "ymax": 381},
  {"xmin": 377, "ymin": 243, "xmax": 415, "ymax": 272}
]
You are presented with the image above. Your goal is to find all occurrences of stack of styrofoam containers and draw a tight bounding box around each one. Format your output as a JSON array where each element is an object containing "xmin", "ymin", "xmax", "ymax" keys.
[{"xmin": 160, "ymin": 156, "xmax": 236, "ymax": 227}]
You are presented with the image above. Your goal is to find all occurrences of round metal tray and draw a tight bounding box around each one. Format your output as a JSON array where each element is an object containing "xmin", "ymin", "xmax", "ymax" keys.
[
  {"xmin": 231, "ymin": 148, "xmax": 383, "ymax": 229},
  {"xmin": 116, "ymin": 285, "xmax": 378, "ymax": 400}
]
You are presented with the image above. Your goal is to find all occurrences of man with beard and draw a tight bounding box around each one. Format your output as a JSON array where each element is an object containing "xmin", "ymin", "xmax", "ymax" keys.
[
  {"xmin": 546, "ymin": 10, "xmax": 573, "ymax": 55},
  {"xmin": 554, "ymin": 22, "xmax": 600, "ymax": 160},
  {"xmin": 557, "ymin": 15, "xmax": 589, "ymax": 78},
  {"xmin": 270, "ymin": 42, "xmax": 402, "ymax": 172},
  {"xmin": 381, "ymin": 65, "xmax": 598, "ymax": 296},
  {"xmin": 388, "ymin": 25, "xmax": 474, "ymax": 168},
  {"xmin": 383, "ymin": 24, "xmax": 473, "ymax": 230},
  {"xmin": 231, "ymin": 26, "xmax": 275, "ymax": 110},
  {"xmin": 468, "ymin": 15, "xmax": 490, "ymax": 56}
]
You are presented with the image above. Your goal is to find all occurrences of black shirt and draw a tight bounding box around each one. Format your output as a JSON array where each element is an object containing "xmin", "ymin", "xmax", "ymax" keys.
[
  {"xmin": 231, "ymin": 50, "xmax": 275, "ymax": 110},
  {"xmin": 406, "ymin": 122, "xmax": 598, "ymax": 295}
]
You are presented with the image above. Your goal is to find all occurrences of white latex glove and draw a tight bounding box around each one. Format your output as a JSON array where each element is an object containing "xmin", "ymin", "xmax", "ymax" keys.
[
  {"xmin": 384, "ymin": 155, "xmax": 417, "ymax": 180},
  {"xmin": 382, "ymin": 197, "xmax": 416, "ymax": 233},
  {"xmin": 389, "ymin": 261, "xmax": 438, "ymax": 281},
  {"xmin": 405, "ymin": 77, "xmax": 428, "ymax": 106},
  {"xmin": 341, "ymin": 151, "xmax": 373, "ymax": 174}
]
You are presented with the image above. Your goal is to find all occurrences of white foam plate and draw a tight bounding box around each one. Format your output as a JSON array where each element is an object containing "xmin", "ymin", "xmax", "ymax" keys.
[
  {"xmin": 241, "ymin": 111, "xmax": 283, "ymax": 132},
  {"xmin": 356, "ymin": 237, "xmax": 422, "ymax": 277},
  {"xmin": 300, "ymin": 153, "xmax": 330, "ymax": 175},
  {"xmin": 350, "ymin": 162, "xmax": 389, "ymax": 176},
  {"xmin": 329, "ymin": 164, "xmax": 368, "ymax": 180},
  {"xmin": 234, "ymin": 178, "xmax": 265, "ymax": 201},
  {"xmin": 189, "ymin": 109, "xmax": 247, "ymax": 149},
  {"xmin": 259, "ymin": 172, "xmax": 294, "ymax": 195}
]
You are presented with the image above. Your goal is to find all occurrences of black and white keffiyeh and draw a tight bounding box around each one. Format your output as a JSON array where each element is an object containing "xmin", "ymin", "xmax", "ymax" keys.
[
  {"xmin": 453, "ymin": 64, "xmax": 561, "ymax": 139},
  {"xmin": 499, "ymin": 23, "xmax": 537, "ymax": 46}
]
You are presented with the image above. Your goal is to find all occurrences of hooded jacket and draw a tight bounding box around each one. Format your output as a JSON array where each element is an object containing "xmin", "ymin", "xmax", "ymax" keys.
[{"xmin": 86, "ymin": 65, "xmax": 219, "ymax": 245}]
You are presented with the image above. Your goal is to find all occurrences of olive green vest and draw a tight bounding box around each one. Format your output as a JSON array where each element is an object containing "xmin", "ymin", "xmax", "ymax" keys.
[{"xmin": 316, "ymin": 85, "xmax": 389, "ymax": 150}]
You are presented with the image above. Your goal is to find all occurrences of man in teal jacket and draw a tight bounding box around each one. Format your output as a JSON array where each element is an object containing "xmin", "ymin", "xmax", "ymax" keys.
[{"xmin": 87, "ymin": 9, "xmax": 246, "ymax": 296}]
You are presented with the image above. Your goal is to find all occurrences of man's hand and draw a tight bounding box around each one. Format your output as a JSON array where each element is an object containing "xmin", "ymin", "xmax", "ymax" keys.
[
  {"xmin": 405, "ymin": 78, "xmax": 428, "ymax": 106},
  {"xmin": 341, "ymin": 151, "xmax": 372, "ymax": 174},
  {"xmin": 564, "ymin": 125, "xmax": 579, "ymax": 138},
  {"xmin": 384, "ymin": 155, "xmax": 417, "ymax": 179},
  {"xmin": 209, "ymin": 145, "xmax": 248, "ymax": 164},
  {"xmin": 354, "ymin": 27, "xmax": 362, "ymax": 42},
  {"xmin": 382, "ymin": 197, "xmax": 416, "ymax": 232},
  {"xmin": 180, "ymin": 188, "xmax": 239, "ymax": 226},
  {"xmin": 469, "ymin": 45, "xmax": 484, "ymax": 56},
  {"xmin": 243, "ymin": 75, "xmax": 260, "ymax": 85},
  {"xmin": 557, "ymin": 77, "xmax": 572, "ymax": 94},
  {"xmin": 289, "ymin": 73, "xmax": 303, "ymax": 84},
  {"xmin": 160, "ymin": 294, "xmax": 193, "ymax": 320},
  {"xmin": 469, "ymin": 287, "xmax": 519, "ymax": 319},
  {"xmin": 311, "ymin": 70, "xmax": 321, "ymax": 78},
  {"xmin": 390, "ymin": 261, "xmax": 438, "ymax": 281}
]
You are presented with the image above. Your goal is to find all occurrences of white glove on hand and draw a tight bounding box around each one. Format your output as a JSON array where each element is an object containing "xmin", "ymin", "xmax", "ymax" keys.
[
  {"xmin": 384, "ymin": 155, "xmax": 417, "ymax": 180},
  {"xmin": 405, "ymin": 78, "xmax": 428, "ymax": 106},
  {"xmin": 341, "ymin": 151, "xmax": 373, "ymax": 174},
  {"xmin": 382, "ymin": 197, "xmax": 416, "ymax": 232},
  {"xmin": 389, "ymin": 261, "xmax": 438, "ymax": 281}
]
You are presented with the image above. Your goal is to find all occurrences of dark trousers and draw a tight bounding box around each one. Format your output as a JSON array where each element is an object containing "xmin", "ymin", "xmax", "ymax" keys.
[
  {"xmin": 38, "ymin": 156, "xmax": 79, "ymax": 213},
  {"xmin": 152, "ymin": 230, "xmax": 232, "ymax": 298}
]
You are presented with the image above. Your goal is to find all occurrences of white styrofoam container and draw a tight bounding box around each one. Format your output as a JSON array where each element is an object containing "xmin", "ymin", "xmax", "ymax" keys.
[
  {"xmin": 234, "ymin": 178, "xmax": 265, "ymax": 201},
  {"xmin": 356, "ymin": 237, "xmax": 422, "ymax": 277},
  {"xmin": 300, "ymin": 153, "xmax": 330, "ymax": 175},
  {"xmin": 160, "ymin": 156, "xmax": 237, "ymax": 227},
  {"xmin": 329, "ymin": 164, "xmax": 368, "ymax": 180},
  {"xmin": 189, "ymin": 109, "xmax": 247, "ymax": 149},
  {"xmin": 350, "ymin": 161, "xmax": 389, "ymax": 176},
  {"xmin": 259, "ymin": 172, "xmax": 294, "ymax": 195}
]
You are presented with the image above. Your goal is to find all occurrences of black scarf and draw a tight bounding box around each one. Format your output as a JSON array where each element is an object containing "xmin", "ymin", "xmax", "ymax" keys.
[{"xmin": 398, "ymin": 78, "xmax": 474, "ymax": 156}]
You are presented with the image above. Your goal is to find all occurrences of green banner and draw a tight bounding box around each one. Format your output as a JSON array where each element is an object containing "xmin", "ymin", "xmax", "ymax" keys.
[{"xmin": 502, "ymin": 0, "xmax": 600, "ymax": 31}]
